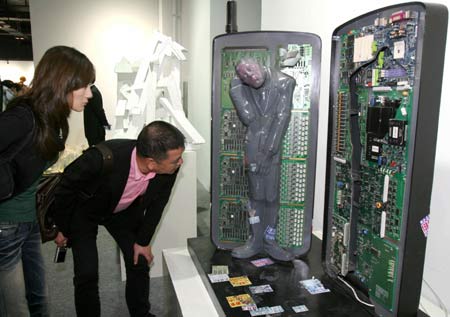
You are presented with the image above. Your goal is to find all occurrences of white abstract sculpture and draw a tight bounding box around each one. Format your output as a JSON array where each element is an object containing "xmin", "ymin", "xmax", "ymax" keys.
[{"xmin": 113, "ymin": 32, "xmax": 205, "ymax": 148}]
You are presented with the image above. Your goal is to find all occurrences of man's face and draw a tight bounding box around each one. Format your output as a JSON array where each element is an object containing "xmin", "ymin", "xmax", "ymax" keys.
[
  {"xmin": 236, "ymin": 60, "xmax": 266, "ymax": 88},
  {"xmin": 152, "ymin": 147, "xmax": 184, "ymax": 174}
]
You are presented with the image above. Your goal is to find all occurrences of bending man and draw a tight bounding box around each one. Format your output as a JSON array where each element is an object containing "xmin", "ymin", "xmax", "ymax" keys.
[{"xmin": 54, "ymin": 121, "xmax": 185, "ymax": 317}]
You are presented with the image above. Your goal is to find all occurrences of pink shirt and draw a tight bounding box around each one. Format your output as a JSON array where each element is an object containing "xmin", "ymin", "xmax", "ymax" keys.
[{"xmin": 114, "ymin": 148, "xmax": 156, "ymax": 213}]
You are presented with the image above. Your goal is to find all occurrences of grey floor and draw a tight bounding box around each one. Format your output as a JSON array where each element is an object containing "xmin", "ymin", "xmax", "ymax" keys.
[{"xmin": 43, "ymin": 181, "xmax": 210, "ymax": 317}]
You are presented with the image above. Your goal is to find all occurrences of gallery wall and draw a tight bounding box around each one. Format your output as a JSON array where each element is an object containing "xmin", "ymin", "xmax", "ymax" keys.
[
  {"xmin": 261, "ymin": 0, "xmax": 450, "ymax": 311},
  {"xmin": 0, "ymin": 60, "xmax": 34, "ymax": 85}
]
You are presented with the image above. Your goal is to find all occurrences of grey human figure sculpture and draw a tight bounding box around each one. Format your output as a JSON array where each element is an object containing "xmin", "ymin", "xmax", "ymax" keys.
[{"xmin": 229, "ymin": 58, "xmax": 296, "ymax": 261}]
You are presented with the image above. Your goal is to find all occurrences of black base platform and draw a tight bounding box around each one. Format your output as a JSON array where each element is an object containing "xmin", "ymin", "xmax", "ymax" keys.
[{"xmin": 187, "ymin": 235, "xmax": 427, "ymax": 317}]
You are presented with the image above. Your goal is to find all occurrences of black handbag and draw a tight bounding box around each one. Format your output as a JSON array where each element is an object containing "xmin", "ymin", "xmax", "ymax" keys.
[
  {"xmin": 0, "ymin": 106, "xmax": 35, "ymax": 201},
  {"xmin": 36, "ymin": 173, "xmax": 62, "ymax": 243}
]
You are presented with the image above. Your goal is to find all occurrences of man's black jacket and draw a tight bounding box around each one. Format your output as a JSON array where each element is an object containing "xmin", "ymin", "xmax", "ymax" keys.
[{"xmin": 54, "ymin": 139, "xmax": 178, "ymax": 246}]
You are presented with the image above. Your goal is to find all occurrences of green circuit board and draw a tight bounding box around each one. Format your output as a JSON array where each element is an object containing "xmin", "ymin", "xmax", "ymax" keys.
[
  {"xmin": 216, "ymin": 44, "xmax": 313, "ymax": 248},
  {"xmin": 327, "ymin": 9, "xmax": 419, "ymax": 312}
]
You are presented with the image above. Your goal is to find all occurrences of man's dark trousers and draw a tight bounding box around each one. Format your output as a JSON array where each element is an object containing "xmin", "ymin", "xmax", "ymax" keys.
[{"xmin": 69, "ymin": 199, "xmax": 151, "ymax": 317}]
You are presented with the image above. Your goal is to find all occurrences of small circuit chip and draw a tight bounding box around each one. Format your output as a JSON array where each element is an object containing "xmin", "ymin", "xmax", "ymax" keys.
[{"xmin": 388, "ymin": 119, "xmax": 406, "ymax": 146}]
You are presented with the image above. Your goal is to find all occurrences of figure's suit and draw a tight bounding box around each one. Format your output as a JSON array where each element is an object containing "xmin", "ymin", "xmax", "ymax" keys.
[{"xmin": 229, "ymin": 65, "xmax": 296, "ymax": 261}]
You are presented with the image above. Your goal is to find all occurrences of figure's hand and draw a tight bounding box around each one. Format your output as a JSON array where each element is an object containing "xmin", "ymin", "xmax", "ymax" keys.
[
  {"xmin": 253, "ymin": 151, "xmax": 272, "ymax": 175},
  {"xmin": 54, "ymin": 231, "xmax": 68, "ymax": 247},
  {"xmin": 133, "ymin": 243, "xmax": 154, "ymax": 265}
]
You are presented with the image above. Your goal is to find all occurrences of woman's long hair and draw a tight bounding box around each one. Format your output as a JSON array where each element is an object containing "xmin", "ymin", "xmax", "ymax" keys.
[{"xmin": 10, "ymin": 46, "xmax": 95, "ymax": 160}]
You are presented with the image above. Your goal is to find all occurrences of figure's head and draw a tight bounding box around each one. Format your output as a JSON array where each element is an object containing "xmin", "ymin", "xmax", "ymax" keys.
[
  {"xmin": 235, "ymin": 58, "xmax": 266, "ymax": 88},
  {"xmin": 136, "ymin": 121, "xmax": 186, "ymax": 174},
  {"xmin": 30, "ymin": 45, "xmax": 95, "ymax": 113}
]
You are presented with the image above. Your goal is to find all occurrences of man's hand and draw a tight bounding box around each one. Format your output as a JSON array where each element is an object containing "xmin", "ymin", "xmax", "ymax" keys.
[
  {"xmin": 54, "ymin": 231, "xmax": 68, "ymax": 247},
  {"xmin": 133, "ymin": 243, "xmax": 154, "ymax": 265}
]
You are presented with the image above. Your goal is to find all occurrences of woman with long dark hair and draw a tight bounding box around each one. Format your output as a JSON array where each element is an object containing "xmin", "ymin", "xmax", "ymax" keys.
[{"xmin": 0, "ymin": 46, "xmax": 95, "ymax": 316}]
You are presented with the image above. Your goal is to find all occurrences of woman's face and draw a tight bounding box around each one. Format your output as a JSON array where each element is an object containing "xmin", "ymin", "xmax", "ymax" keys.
[{"xmin": 69, "ymin": 85, "xmax": 93, "ymax": 112}]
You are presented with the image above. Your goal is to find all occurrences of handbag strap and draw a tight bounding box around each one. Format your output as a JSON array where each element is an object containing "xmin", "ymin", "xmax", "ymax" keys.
[
  {"xmin": 93, "ymin": 143, "xmax": 113, "ymax": 175},
  {"xmin": 77, "ymin": 143, "xmax": 114, "ymax": 201},
  {"xmin": 0, "ymin": 105, "xmax": 35, "ymax": 164}
]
